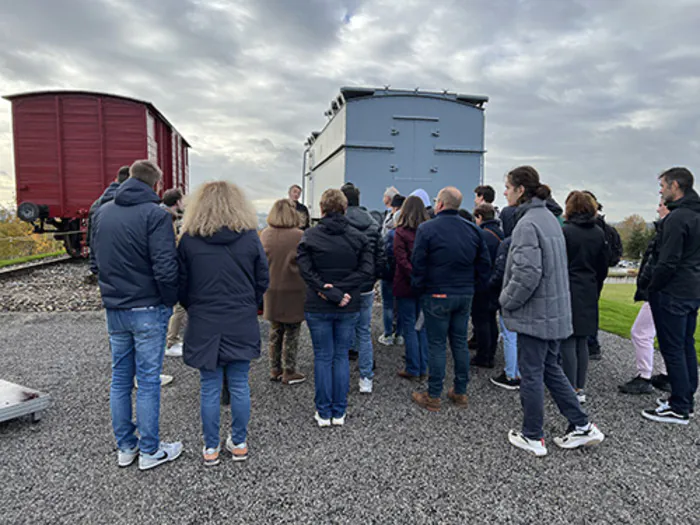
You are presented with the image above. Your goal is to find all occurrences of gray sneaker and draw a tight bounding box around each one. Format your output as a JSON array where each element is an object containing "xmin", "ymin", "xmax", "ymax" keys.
[
  {"xmin": 138, "ymin": 441, "xmax": 184, "ymax": 471},
  {"xmin": 118, "ymin": 446, "xmax": 139, "ymax": 467}
]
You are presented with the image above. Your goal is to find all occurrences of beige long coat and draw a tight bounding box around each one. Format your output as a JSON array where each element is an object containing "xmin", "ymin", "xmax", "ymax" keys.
[{"xmin": 259, "ymin": 226, "xmax": 306, "ymax": 323}]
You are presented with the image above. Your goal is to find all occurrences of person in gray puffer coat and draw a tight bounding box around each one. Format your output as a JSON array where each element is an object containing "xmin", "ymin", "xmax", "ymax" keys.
[{"xmin": 500, "ymin": 166, "xmax": 605, "ymax": 457}]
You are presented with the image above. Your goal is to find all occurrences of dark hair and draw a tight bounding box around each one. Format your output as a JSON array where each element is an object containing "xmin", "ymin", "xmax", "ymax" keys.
[
  {"xmin": 659, "ymin": 167, "xmax": 694, "ymax": 193},
  {"xmin": 565, "ymin": 191, "xmax": 596, "ymax": 218},
  {"xmin": 473, "ymin": 203, "xmax": 495, "ymax": 221},
  {"xmin": 474, "ymin": 185, "xmax": 495, "ymax": 203},
  {"xmin": 341, "ymin": 182, "xmax": 360, "ymax": 207},
  {"xmin": 507, "ymin": 166, "xmax": 551, "ymax": 205},
  {"xmin": 289, "ymin": 184, "xmax": 302, "ymax": 192},
  {"xmin": 163, "ymin": 188, "xmax": 183, "ymax": 207},
  {"xmin": 117, "ymin": 166, "xmax": 130, "ymax": 184},
  {"xmin": 390, "ymin": 194, "xmax": 406, "ymax": 208},
  {"xmin": 458, "ymin": 208, "xmax": 474, "ymax": 222},
  {"xmin": 582, "ymin": 190, "xmax": 603, "ymax": 211},
  {"xmin": 396, "ymin": 196, "xmax": 430, "ymax": 229}
]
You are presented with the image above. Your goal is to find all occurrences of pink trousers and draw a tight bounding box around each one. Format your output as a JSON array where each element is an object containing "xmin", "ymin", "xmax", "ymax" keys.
[{"xmin": 631, "ymin": 302, "xmax": 667, "ymax": 378}]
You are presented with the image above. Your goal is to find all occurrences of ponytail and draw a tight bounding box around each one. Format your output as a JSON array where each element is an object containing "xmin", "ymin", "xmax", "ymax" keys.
[{"xmin": 508, "ymin": 166, "xmax": 551, "ymax": 204}]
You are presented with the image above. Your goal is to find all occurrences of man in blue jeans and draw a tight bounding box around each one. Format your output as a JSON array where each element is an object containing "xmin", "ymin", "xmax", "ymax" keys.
[
  {"xmin": 643, "ymin": 167, "xmax": 700, "ymax": 425},
  {"xmin": 410, "ymin": 186, "xmax": 491, "ymax": 411},
  {"xmin": 92, "ymin": 159, "xmax": 182, "ymax": 470},
  {"xmin": 341, "ymin": 183, "xmax": 386, "ymax": 394}
]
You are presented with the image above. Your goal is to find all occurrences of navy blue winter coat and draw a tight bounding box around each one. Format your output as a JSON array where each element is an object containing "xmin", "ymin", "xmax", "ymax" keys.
[
  {"xmin": 92, "ymin": 178, "xmax": 178, "ymax": 309},
  {"xmin": 411, "ymin": 209, "xmax": 491, "ymax": 296},
  {"xmin": 480, "ymin": 219, "xmax": 504, "ymax": 263},
  {"xmin": 178, "ymin": 228, "xmax": 269, "ymax": 371},
  {"xmin": 88, "ymin": 181, "xmax": 120, "ymax": 275}
]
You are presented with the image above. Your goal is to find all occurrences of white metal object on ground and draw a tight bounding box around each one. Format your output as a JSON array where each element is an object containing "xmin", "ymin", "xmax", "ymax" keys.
[{"xmin": 0, "ymin": 379, "xmax": 51, "ymax": 423}]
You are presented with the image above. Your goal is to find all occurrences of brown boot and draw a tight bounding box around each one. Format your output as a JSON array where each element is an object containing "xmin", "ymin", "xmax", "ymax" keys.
[
  {"xmin": 270, "ymin": 368, "xmax": 282, "ymax": 381},
  {"xmin": 411, "ymin": 391, "xmax": 441, "ymax": 412},
  {"xmin": 282, "ymin": 370, "xmax": 306, "ymax": 385},
  {"xmin": 397, "ymin": 370, "xmax": 420, "ymax": 381},
  {"xmin": 447, "ymin": 387, "xmax": 468, "ymax": 408}
]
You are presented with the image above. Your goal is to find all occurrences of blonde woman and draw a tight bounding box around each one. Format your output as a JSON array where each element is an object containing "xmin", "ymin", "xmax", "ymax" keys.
[
  {"xmin": 178, "ymin": 181, "xmax": 269, "ymax": 467},
  {"xmin": 260, "ymin": 199, "xmax": 307, "ymax": 384}
]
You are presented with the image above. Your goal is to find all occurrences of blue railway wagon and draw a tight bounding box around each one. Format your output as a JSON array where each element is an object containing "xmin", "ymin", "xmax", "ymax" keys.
[{"xmin": 302, "ymin": 87, "xmax": 488, "ymax": 219}]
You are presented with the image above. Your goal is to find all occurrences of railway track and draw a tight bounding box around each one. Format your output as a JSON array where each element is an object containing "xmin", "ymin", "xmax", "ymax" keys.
[{"xmin": 0, "ymin": 255, "xmax": 74, "ymax": 280}]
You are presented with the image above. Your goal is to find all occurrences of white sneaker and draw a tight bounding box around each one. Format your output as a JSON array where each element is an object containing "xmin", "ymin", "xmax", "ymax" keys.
[
  {"xmin": 377, "ymin": 334, "xmax": 394, "ymax": 346},
  {"xmin": 576, "ymin": 391, "xmax": 587, "ymax": 404},
  {"xmin": 331, "ymin": 414, "xmax": 346, "ymax": 426},
  {"xmin": 554, "ymin": 423, "xmax": 605, "ymax": 449},
  {"xmin": 314, "ymin": 412, "xmax": 331, "ymax": 428},
  {"xmin": 118, "ymin": 445, "xmax": 139, "ymax": 467},
  {"xmin": 395, "ymin": 335, "xmax": 405, "ymax": 346},
  {"xmin": 165, "ymin": 343, "xmax": 183, "ymax": 357},
  {"xmin": 138, "ymin": 441, "xmax": 183, "ymax": 470},
  {"xmin": 359, "ymin": 377, "xmax": 373, "ymax": 394},
  {"xmin": 508, "ymin": 430, "xmax": 548, "ymax": 456}
]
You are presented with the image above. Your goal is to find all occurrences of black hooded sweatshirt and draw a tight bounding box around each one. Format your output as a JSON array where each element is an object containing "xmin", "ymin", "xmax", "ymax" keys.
[{"xmin": 649, "ymin": 188, "xmax": 700, "ymax": 299}]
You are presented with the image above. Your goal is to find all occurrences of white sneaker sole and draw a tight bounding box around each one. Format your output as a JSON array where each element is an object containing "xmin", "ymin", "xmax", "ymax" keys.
[
  {"xmin": 331, "ymin": 416, "xmax": 345, "ymax": 426},
  {"xmin": 118, "ymin": 453, "xmax": 138, "ymax": 467},
  {"xmin": 490, "ymin": 377, "xmax": 520, "ymax": 391},
  {"xmin": 139, "ymin": 447, "xmax": 183, "ymax": 471},
  {"xmin": 641, "ymin": 410, "xmax": 690, "ymax": 425},
  {"xmin": 508, "ymin": 431, "xmax": 547, "ymax": 457},
  {"xmin": 553, "ymin": 435, "xmax": 605, "ymax": 449},
  {"xmin": 314, "ymin": 413, "xmax": 331, "ymax": 427}
]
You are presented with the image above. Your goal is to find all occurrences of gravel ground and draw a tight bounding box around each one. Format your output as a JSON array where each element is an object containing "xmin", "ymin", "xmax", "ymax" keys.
[
  {"xmin": 0, "ymin": 261, "xmax": 102, "ymax": 312},
  {"xmin": 1, "ymin": 309, "xmax": 699, "ymax": 525}
]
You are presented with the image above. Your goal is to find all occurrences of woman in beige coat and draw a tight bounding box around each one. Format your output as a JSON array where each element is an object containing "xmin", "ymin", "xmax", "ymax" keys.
[{"xmin": 260, "ymin": 199, "xmax": 307, "ymax": 385}]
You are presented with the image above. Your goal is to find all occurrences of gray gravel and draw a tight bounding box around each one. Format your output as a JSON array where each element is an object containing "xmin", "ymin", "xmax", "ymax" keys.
[
  {"xmin": 1, "ymin": 310, "xmax": 699, "ymax": 525},
  {"xmin": 0, "ymin": 261, "xmax": 102, "ymax": 312}
]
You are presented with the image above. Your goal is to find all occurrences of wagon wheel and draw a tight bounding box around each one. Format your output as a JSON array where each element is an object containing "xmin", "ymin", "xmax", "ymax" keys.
[{"xmin": 62, "ymin": 219, "xmax": 83, "ymax": 258}]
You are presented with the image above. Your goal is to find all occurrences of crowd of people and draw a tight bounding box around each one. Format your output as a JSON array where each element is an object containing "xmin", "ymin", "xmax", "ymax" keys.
[{"xmin": 89, "ymin": 159, "xmax": 699, "ymax": 469}]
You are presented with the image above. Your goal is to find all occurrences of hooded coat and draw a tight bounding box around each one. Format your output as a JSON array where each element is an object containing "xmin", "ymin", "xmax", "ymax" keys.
[
  {"xmin": 500, "ymin": 198, "xmax": 573, "ymax": 340},
  {"xmin": 345, "ymin": 206, "xmax": 386, "ymax": 292},
  {"xmin": 92, "ymin": 178, "xmax": 178, "ymax": 309},
  {"xmin": 649, "ymin": 188, "xmax": 700, "ymax": 299},
  {"xmin": 88, "ymin": 181, "xmax": 120, "ymax": 275},
  {"xmin": 178, "ymin": 228, "xmax": 269, "ymax": 371},
  {"xmin": 296, "ymin": 213, "xmax": 374, "ymax": 313},
  {"xmin": 562, "ymin": 213, "xmax": 609, "ymax": 336}
]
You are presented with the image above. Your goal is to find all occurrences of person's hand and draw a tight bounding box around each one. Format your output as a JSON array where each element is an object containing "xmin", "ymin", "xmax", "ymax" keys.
[
  {"xmin": 317, "ymin": 283, "xmax": 334, "ymax": 301},
  {"xmin": 339, "ymin": 293, "xmax": 351, "ymax": 308}
]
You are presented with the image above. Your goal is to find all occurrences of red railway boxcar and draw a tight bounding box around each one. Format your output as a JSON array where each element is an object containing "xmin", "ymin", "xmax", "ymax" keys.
[{"xmin": 3, "ymin": 90, "xmax": 190, "ymax": 257}]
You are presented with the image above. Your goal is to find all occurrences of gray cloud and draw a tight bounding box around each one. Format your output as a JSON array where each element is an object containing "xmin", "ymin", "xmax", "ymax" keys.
[{"xmin": 1, "ymin": 0, "xmax": 699, "ymax": 221}]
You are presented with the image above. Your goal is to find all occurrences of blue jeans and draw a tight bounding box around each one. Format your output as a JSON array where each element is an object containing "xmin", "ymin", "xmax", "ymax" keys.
[
  {"xmin": 499, "ymin": 315, "xmax": 519, "ymax": 379},
  {"xmin": 422, "ymin": 294, "xmax": 472, "ymax": 397},
  {"xmin": 518, "ymin": 334, "xmax": 587, "ymax": 440},
  {"xmin": 306, "ymin": 312, "xmax": 360, "ymax": 419},
  {"xmin": 200, "ymin": 361, "xmax": 251, "ymax": 449},
  {"xmin": 355, "ymin": 291, "xmax": 375, "ymax": 380},
  {"xmin": 649, "ymin": 291, "xmax": 700, "ymax": 415},
  {"xmin": 106, "ymin": 305, "xmax": 171, "ymax": 454},
  {"xmin": 397, "ymin": 297, "xmax": 428, "ymax": 376},
  {"xmin": 381, "ymin": 279, "xmax": 395, "ymax": 337}
]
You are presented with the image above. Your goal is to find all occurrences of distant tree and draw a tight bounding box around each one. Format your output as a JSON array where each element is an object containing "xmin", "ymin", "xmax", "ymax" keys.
[{"xmin": 617, "ymin": 214, "xmax": 651, "ymax": 260}]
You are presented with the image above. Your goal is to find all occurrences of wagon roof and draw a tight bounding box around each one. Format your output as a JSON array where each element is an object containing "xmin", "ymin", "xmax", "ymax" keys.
[{"xmin": 3, "ymin": 90, "xmax": 191, "ymax": 147}]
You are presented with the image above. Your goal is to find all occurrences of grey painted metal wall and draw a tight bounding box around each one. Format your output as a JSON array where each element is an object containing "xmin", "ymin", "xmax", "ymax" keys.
[{"xmin": 303, "ymin": 88, "xmax": 488, "ymax": 219}]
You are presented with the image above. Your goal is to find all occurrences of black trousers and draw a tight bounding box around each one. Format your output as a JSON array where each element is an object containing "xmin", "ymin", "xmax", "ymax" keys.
[{"xmin": 472, "ymin": 292, "xmax": 498, "ymax": 363}]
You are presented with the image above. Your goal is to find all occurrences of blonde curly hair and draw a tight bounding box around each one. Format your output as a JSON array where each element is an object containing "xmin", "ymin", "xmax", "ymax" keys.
[{"xmin": 180, "ymin": 181, "xmax": 258, "ymax": 237}]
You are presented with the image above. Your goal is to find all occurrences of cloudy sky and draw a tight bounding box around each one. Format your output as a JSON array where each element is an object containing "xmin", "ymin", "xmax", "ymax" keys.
[{"xmin": 1, "ymin": 0, "xmax": 699, "ymax": 221}]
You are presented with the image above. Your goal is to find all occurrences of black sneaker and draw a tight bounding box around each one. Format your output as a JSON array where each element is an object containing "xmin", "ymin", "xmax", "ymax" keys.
[
  {"xmin": 348, "ymin": 349, "xmax": 358, "ymax": 361},
  {"xmin": 656, "ymin": 397, "xmax": 694, "ymax": 417},
  {"xmin": 641, "ymin": 405, "xmax": 690, "ymax": 425},
  {"xmin": 618, "ymin": 375, "xmax": 653, "ymax": 395},
  {"xmin": 588, "ymin": 347, "xmax": 602, "ymax": 361},
  {"xmin": 490, "ymin": 372, "xmax": 521, "ymax": 390},
  {"xmin": 651, "ymin": 374, "xmax": 672, "ymax": 393}
]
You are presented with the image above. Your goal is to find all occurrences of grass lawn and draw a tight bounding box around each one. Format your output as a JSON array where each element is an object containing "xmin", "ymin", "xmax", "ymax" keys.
[
  {"xmin": 0, "ymin": 250, "xmax": 65, "ymax": 269},
  {"xmin": 600, "ymin": 283, "xmax": 700, "ymax": 358}
]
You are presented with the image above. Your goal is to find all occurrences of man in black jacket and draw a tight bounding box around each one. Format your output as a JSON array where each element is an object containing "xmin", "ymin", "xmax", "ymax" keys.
[
  {"xmin": 340, "ymin": 182, "xmax": 386, "ymax": 394},
  {"xmin": 288, "ymin": 184, "xmax": 310, "ymax": 230},
  {"xmin": 410, "ymin": 187, "xmax": 491, "ymax": 411},
  {"xmin": 92, "ymin": 160, "xmax": 182, "ymax": 470},
  {"xmin": 471, "ymin": 204, "xmax": 504, "ymax": 368},
  {"xmin": 642, "ymin": 167, "xmax": 700, "ymax": 425}
]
